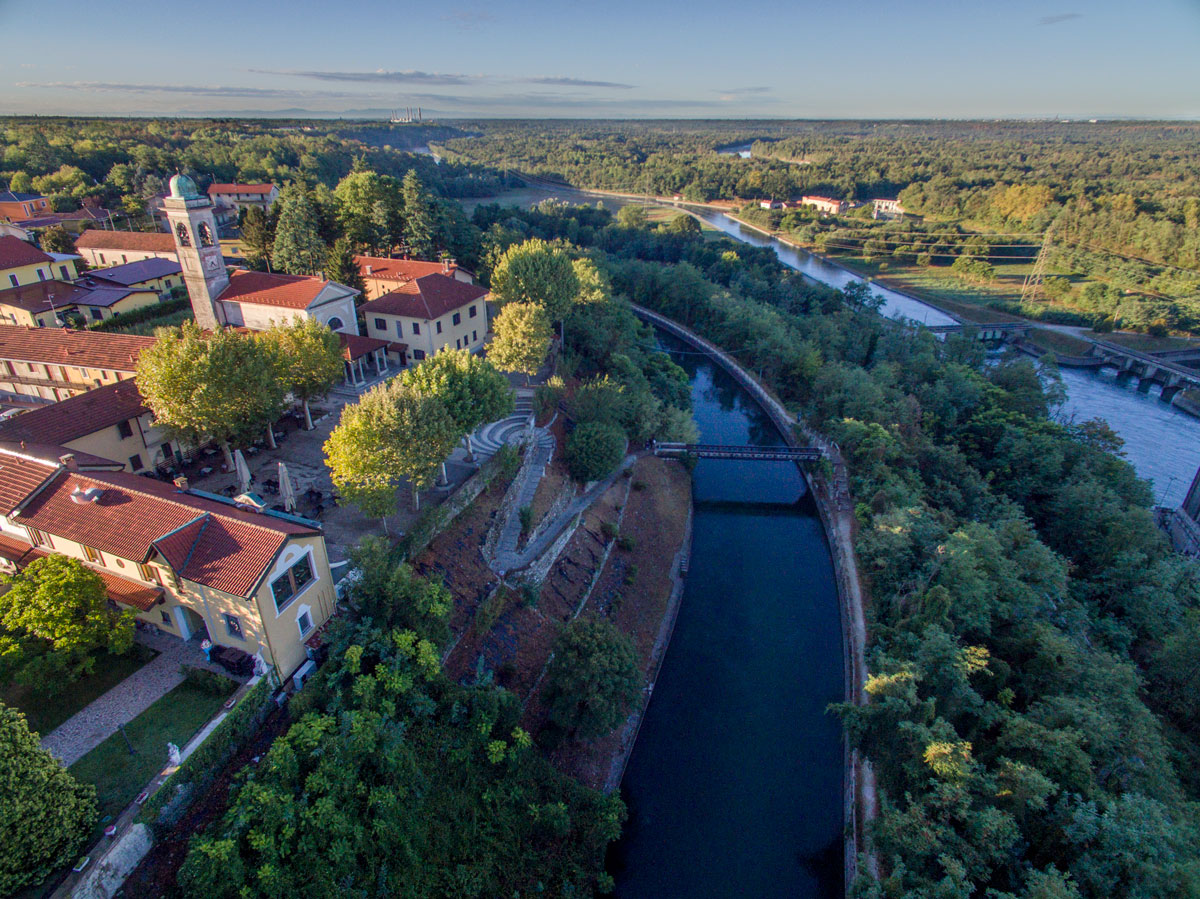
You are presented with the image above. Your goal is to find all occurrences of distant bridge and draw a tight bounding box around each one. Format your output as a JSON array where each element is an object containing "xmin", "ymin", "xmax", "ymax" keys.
[
  {"xmin": 653, "ymin": 442, "xmax": 824, "ymax": 462},
  {"xmin": 926, "ymin": 321, "xmax": 1033, "ymax": 340},
  {"xmin": 1087, "ymin": 340, "xmax": 1200, "ymax": 400}
]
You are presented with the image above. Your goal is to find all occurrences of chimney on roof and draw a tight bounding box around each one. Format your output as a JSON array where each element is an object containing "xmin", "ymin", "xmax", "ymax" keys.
[
  {"xmin": 442, "ymin": 258, "xmax": 449, "ymax": 273},
  {"xmin": 59, "ymin": 453, "xmax": 77, "ymax": 471},
  {"xmin": 365, "ymin": 265, "xmax": 373, "ymax": 275},
  {"xmin": 173, "ymin": 476, "xmax": 189, "ymax": 492}
]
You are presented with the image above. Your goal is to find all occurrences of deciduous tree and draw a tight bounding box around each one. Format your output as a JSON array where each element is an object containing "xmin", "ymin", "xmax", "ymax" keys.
[
  {"xmin": 261, "ymin": 318, "xmax": 344, "ymax": 429},
  {"xmin": 0, "ymin": 705, "xmax": 97, "ymax": 895},
  {"xmin": 402, "ymin": 349, "xmax": 514, "ymax": 460},
  {"xmin": 488, "ymin": 302, "xmax": 551, "ymax": 384},
  {"xmin": 490, "ymin": 238, "xmax": 580, "ymax": 323},
  {"xmin": 543, "ymin": 617, "xmax": 640, "ymax": 739}
]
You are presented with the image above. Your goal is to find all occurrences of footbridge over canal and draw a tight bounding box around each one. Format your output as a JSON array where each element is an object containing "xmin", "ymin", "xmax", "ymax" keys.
[
  {"xmin": 1088, "ymin": 339, "xmax": 1200, "ymax": 400},
  {"xmin": 653, "ymin": 442, "xmax": 824, "ymax": 462}
]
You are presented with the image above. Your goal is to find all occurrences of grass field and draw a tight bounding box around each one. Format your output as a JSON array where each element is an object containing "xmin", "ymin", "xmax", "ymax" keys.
[
  {"xmin": 69, "ymin": 678, "xmax": 236, "ymax": 828},
  {"xmin": 0, "ymin": 645, "xmax": 157, "ymax": 737},
  {"xmin": 1082, "ymin": 331, "xmax": 1200, "ymax": 352},
  {"xmin": 1027, "ymin": 329, "xmax": 1095, "ymax": 356}
]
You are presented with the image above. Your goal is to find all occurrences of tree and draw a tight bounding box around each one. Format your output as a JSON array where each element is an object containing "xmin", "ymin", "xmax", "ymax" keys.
[
  {"xmin": 401, "ymin": 171, "xmax": 436, "ymax": 259},
  {"xmin": 240, "ymin": 205, "xmax": 276, "ymax": 266},
  {"xmin": 136, "ymin": 323, "xmax": 287, "ymax": 469},
  {"xmin": 271, "ymin": 184, "xmax": 327, "ymax": 276},
  {"xmin": 402, "ymin": 349, "xmax": 514, "ymax": 460},
  {"xmin": 333, "ymin": 165, "xmax": 402, "ymax": 253},
  {"xmin": 668, "ymin": 213, "xmax": 701, "ymax": 236},
  {"xmin": 323, "ymin": 237, "xmax": 366, "ymax": 297},
  {"xmin": 565, "ymin": 421, "xmax": 626, "ymax": 483},
  {"xmin": 0, "ymin": 555, "xmax": 134, "ymax": 687},
  {"xmin": 261, "ymin": 319, "xmax": 344, "ymax": 430},
  {"xmin": 616, "ymin": 205, "xmax": 648, "ymax": 228},
  {"xmin": 324, "ymin": 380, "xmax": 457, "ymax": 518},
  {"xmin": 488, "ymin": 302, "xmax": 552, "ymax": 384},
  {"xmin": 543, "ymin": 617, "xmax": 640, "ymax": 740},
  {"xmin": 0, "ymin": 705, "xmax": 97, "ymax": 894},
  {"xmin": 489, "ymin": 239, "xmax": 580, "ymax": 323},
  {"xmin": 38, "ymin": 225, "xmax": 75, "ymax": 256},
  {"xmin": 344, "ymin": 539, "xmax": 452, "ymax": 645}
]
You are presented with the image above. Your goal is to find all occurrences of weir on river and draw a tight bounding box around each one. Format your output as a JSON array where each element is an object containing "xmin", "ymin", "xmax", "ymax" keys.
[{"xmin": 608, "ymin": 334, "xmax": 845, "ymax": 898}]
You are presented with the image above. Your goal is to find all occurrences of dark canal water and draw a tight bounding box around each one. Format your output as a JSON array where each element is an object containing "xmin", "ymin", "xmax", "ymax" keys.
[{"xmin": 608, "ymin": 336, "xmax": 845, "ymax": 898}]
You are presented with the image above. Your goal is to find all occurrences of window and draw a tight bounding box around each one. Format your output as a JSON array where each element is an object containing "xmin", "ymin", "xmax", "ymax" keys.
[
  {"xmin": 27, "ymin": 527, "xmax": 51, "ymax": 548},
  {"xmin": 374, "ymin": 318, "xmax": 386, "ymax": 332},
  {"xmin": 7, "ymin": 275, "xmax": 16, "ymax": 288},
  {"xmin": 468, "ymin": 304, "xmax": 477, "ymax": 319},
  {"xmin": 121, "ymin": 255, "xmax": 128, "ymax": 263},
  {"xmin": 413, "ymin": 349, "xmax": 426, "ymax": 361},
  {"xmin": 435, "ymin": 320, "xmax": 443, "ymax": 334},
  {"xmin": 137, "ymin": 563, "xmax": 159, "ymax": 583},
  {"xmin": 98, "ymin": 253, "xmax": 105, "ymax": 264},
  {"xmin": 298, "ymin": 609, "xmax": 313, "ymax": 635},
  {"xmin": 452, "ymin": 312, "xmax": 461, "ymax": 326},
  {"xmin": 117, "ymin": 420, "xmax": 133, "ymax": 439},
  {"xmin": 472, "ymin": 330, "xmax": 477, "ymax": 342},
  {"xmin": 455, "ymin": 338, "xmax": 461, "ymax": 349},
  {"xmin": 270, "ymin": 553, "xmax": 315, "ymax": 612},
  {"xmin": 224, "ymin": 614, "xmax": 243, "ymax": 639},
  {"xmin": 59, "ymin": 265, "xmax": 69, "ymax": 279},
  {"xmin": 328, "ymin": 316, "xmax": 345, "ymax": 331},
  {"xmin": 395, "ymin": 320, "xmax": 403, "ymax": 338},
  {"xmin": 128, "ymin": 454, "xmax": 143, "ymax": 471},
  {"xmin": 411, "ymin": 322, "xmax": 420, "ymax": 335},
  {"xmin": 37, "ymin": 269, "xmax": 46, "ymax": 282},
  {"xmin": 83, "ymin": 545, "xmax": 103, "ymax": 564},
  {"xmin": 91, "ymin": 308, "xmax": 104, "ymax": 321},
  {"xmin": 160, "ymin": 610, "xmax": 172, "ymax": 626}
]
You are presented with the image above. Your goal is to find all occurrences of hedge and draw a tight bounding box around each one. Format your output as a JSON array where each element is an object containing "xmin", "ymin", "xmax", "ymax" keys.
[
  {"xmin": 138, "ymin": 674, "xmax": 275, "ymax": 833},
  {"xmin": 88, "ymin": 295, "xmax": 191, "ymax": 332}
]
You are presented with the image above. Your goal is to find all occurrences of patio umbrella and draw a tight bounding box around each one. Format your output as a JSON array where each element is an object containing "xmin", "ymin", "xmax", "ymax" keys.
[
  {"xmin": 234, "ymin": 449, "xmax": 252, "ymax": 495},
  {"xmin": 278, "ymin": 461, "xmax": 297, "ymax": 513}
]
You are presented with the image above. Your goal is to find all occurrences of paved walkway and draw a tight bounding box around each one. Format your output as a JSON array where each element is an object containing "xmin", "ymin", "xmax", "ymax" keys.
[{"xmin": 40, "ymin": 630, "xmax": 238, "ymax": 766}]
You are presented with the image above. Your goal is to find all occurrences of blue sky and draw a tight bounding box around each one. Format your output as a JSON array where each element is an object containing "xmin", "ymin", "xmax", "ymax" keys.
[{"xmin": 2, "ymin": 0, "xmax": 1198, "ymax": 119}]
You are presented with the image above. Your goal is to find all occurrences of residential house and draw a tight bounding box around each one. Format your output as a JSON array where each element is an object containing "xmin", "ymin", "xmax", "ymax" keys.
[
  {"xmin": 78, "ymin": 257, "xmax": 183, "ymax": 298},
  {"xmin": 0, "ymin": 325, "xmax": 155, "ymax": 402},
  {"xmin": 361, "ymin": 273, "xmax": 489, "ymax": 364},
  {"xmin": 800, "ymin": 196, "xmax": 850, "ymax": 216},
  {"xmin": 206, "ymin": 183, "xmax": 279, "ymax": 213},
  {"xmin": 0, "ymin": 235, "xmax": 77, "ymax": 288},
  {"xmin": 759, "ymin": 199, "xmax": 783, "ymax": 210},
  {"xmin": 74, "ymin": 230, "xmax": 177, "ymax": 268},
  {"xmin": 0, "ymin": 379, "xmax": 174, "ymax": 473},
  {"xmin": 355, "ymin": 255, "xmax": 473, "ymax": 301},
  {"xmin": 0, "ymin": 191, "xmax": 50, "ymax": 221},
  {"xmin": 0, "ymin": 443, "xmax": 336, "ymax": 679}
]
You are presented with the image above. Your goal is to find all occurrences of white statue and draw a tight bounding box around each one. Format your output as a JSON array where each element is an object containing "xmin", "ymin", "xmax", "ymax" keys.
[{"xmin": 167, "ymin": 742, "xmax": 182, "ymax": 766}]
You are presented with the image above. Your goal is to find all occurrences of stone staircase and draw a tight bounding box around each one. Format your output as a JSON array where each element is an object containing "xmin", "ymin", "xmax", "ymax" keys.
[{"xmin": 472, "ymin": 393, "xmax": 553, "ymax": 457}]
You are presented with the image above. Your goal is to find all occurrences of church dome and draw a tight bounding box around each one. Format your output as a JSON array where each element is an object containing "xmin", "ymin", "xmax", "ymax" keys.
[{"xmin": 168, "ymin": 173, "xmax": 199, "ymax": 199}]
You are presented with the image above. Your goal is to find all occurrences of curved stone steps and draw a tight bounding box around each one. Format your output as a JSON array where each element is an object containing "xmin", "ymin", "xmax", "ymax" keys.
[{"xmin": 473, "ymin": 415, "xmax": 554, "ymax": 457}]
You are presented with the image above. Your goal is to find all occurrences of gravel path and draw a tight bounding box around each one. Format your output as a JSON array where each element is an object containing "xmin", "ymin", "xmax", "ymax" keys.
[{"xmin": 40, "ymin": 632, "xmax": 235, "ymax": 766}]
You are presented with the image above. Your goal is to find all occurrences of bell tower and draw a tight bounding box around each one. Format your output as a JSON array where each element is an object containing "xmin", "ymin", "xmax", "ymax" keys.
[{"xmin": 163, "ymin": 174, "xmax": 229, "ymax": 330}]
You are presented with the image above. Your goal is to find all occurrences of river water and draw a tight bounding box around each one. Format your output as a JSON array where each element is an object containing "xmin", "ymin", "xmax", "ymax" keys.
[{"xmin": 609, "ymin": 335, "xmax": 845, "ymax": 898}]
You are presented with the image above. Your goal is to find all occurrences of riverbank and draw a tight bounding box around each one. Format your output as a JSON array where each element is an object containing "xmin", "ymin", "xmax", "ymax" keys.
[{"xmin": 631, "ymin": 304, "xmax": 876, "ymax": 889}]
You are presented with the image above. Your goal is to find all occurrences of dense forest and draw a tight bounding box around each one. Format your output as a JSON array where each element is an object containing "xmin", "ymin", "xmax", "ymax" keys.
[
  {"xmin": 440, "ymin": 120, "xmax": 1200, "ymax": 334},
  {"xmin": 460, "ymin": 198, "xmax": 1200, "ymax": 897}
]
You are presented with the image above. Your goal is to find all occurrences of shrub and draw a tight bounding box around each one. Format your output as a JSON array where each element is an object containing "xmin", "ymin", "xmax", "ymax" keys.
[
  {"xmin": 183, "ymin": 666, "xmax": 235, "ymax": 696},
  {"xmin": 543, "ymin": 618, "xmax": 640, "ymax": 740},
  {"xmin": 617, "ymin": 534, "xmax": 636, "ymax": 552},
  {"xmin": 600, "ymin": 521, "xmax": 619, "ymax": 542},
  {"xmin": 474, "ymin": 589, "xmax": 510, "ymax": 636},
  {"xmin": 519, "ymin": 505, "xmax": 534, "ymax": 535},
  {"xmin": 535, "ymin": 375, "xmax": 566, "ymax": 419},
  {"xmin": 522, "ymin": 584, "xmax": 541, "ymax": 608},
  {"xmin": 566, "ymin": 422, "xmax": 626, "ymax": 483}
]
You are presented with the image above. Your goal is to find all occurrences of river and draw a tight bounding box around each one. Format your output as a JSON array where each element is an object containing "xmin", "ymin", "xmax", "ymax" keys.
[{"xmin": 609, "ymin": 334, "xmax": 845, "ymax": 898}]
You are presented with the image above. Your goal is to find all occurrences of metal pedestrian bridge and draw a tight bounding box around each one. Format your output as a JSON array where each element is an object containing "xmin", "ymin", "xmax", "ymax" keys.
[{"xmin": 653, "ymin": 443, "xmax": 824, "ymax": 462}]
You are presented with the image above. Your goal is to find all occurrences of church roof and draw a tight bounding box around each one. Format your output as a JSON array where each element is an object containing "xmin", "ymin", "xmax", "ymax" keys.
[{"xmin": 218, "ymin": 270, "xmax": 338, "ymax": 310}]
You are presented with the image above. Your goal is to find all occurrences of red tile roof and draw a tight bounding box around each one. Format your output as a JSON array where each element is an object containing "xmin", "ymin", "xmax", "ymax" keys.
[
  {"xmin": 0, "ymin": 325, "xmax": 156, "ymax": 372},
  {"xmin": 360, "ymin": 274, "xmax": 487, "ymax": 321},
  {"xmin": 15, "ymin": 470, "xmax": 319, "ymax": 597},
  {"xmin": 208, "ymin": 183, "xmax": 275, "ymax": 196},
  {"xmin": 0, "ymin": 280, "xmax": 88, "ymax": 314},
  {"xmin": 338, "ymin": 332, "xmax": 389, "ymax": 361},
  {"xmin": 218, "ymin": 270, "xmax": 330, "ymax": 310},
  {"xmin": 356, "ymin": 255, "xmax": 458, "ymax": 282},
  {"xmin": 0, "ymin": 531, "xmax": 37, "ymax": 567},
  {"xmin": 92, "ymin": 565, "xmax": 163, "ymax": 611},
  {"xmin": 74, "ymin": 230, "xmax": 176, "ymax": 254},
  {"xmin": 0, "ymin": 380, "xmax": 148, "ymax": 446},
  {"xmin": 0, "ymin": 452, "xmax": 59, "ymax": 512},
  {"xmin": 0, "ymin": 236, "xmax": 53, "ymax": 271}
]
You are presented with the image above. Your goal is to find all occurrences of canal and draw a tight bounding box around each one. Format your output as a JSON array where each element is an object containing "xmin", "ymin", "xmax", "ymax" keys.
[{"xmin": 609, "ymin": 335, "xmax": 845, "ymax": 898}]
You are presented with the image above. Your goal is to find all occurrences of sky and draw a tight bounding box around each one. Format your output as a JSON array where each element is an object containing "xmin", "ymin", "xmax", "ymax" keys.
[{"xmin": 2, "ymin": 0, "xmax": 1199, "ymax": 120}]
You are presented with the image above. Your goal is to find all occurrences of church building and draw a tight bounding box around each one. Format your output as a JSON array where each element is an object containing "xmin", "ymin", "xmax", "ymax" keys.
[{"xmin": 163, "ymin": 174, "xmax": 359, "ymax": 334}]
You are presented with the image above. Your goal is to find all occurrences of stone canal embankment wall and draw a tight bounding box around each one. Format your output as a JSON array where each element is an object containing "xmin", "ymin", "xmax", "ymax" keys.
[{"xmin": 630, "ymin": 303, "xmax": 877, "ymax": 889}]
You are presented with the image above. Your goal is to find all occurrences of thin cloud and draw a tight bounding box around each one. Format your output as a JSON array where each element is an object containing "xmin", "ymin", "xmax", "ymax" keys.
[
  {"xmin": 521, "ymin": 77, "xmax": 636, "ymax": 89},
  {"xmin": 253, "ymin": 68, "xmax": 478, "ymax": 86},
  {"xmin": 716, "ymin": 86, "xmax": 772, "ymax": 95},
  {"xmin": 1039, "ymin": 13, "xmax": 1082, "ymax": 25},
  {"xmin": 15, "ymin": 81, "xmax": 370, "ymax": 99}
]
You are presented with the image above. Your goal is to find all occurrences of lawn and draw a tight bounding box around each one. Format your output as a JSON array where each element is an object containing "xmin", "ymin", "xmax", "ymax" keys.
[
  {"xmin": 0, "ymin": 644, "xmax": 157, "ymax": 736},
  {"xmin": 1083, "ymin": 331, "xmax": 1200, "ymax": 353},
  {"xmin": 69, "ymin": 678, "xmax": 236, "ymax": 827},
  {"xmin": 1027, "ymin": 328, "xmax": 1095, "ymax": 356}
]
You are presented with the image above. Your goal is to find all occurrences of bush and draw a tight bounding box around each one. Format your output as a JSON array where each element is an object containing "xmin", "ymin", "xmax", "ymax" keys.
[
  {"xmin": 566, "ymin": 422, "xmax": 626, "ymax": 483},
  {"xmin": 522, "ymin": 584, "xmax": 541, "ymax": 608},
  {"xmin": 535, "ymin": 375, "xmax": 566, "ymax": 419},
  {"xmin": 519, "ymin": 505, "xmax": 534, "ymax": 535},
  {"xmin": 88, "ymin": 295, "xmax": 190, "ymax": 332},
  {"xmin": 182, "ymin": 666, "xmax": 235, "ymax": 696},
  {"xmin": 617, "ymin": 534, "xmax": 636, "ymax": 552},
  {"xmin": 543, "ymin": 618, "xmax": 641, "ymax": 740},
  {"xmin": 474, "ymin": 588, "xmax": 510, "ymax": 636},
  {"xmin": 600, "ymin": 521, "xmax": 619, "ymax": 542}
]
